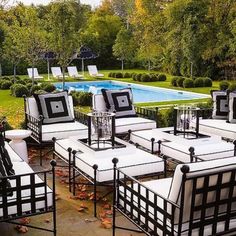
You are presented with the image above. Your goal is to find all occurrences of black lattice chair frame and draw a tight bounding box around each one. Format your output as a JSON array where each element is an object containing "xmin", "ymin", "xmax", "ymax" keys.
[
  {"xmin": 0, "ymin": 160, "xmax": 57, "ymax": 235},
  {"xmin": 52, "ymin": 139, "xmax": 166, "ymax": 218},
  {"xmin": 23, "ymin": 96, "xmax": 88, "ymax": 165},
  {"xmin": 112, "ymin": 159, "xmax": 236, "ymax": 236}
]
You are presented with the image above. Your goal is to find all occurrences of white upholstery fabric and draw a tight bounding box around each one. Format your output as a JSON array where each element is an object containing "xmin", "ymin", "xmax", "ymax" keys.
[
  {"xmin": 93, "ymin": 94, "xmax": 107, "ymax": 112},
  {"xmin": 55, "ymin": 138, "xmax": 164, "ymax": 182},
  {"xmin": 42, "ymin": 121, "xmax": 88, "ymax": 141},
  {"xmin": 87, "ymin": 65, "xmax": 104, "ymax": 77},
  {"xmin": 26, "ymin": 96, "xmax": 75, "ymax": 119},
  {"xmin": 0, "ymin": 162, "xmax": 53, "ymax": 217},
  {"xmin": 193, "ymin": 119, "xmax": 236, "ymax": 140},
  {"xmin": 115, "ymin": 117, "xmax": 156, "ymax": 133},
  {"xmin": 51, "ymin": 67, "xmax": 68, "ymax": 79},
  {"xmin": 4, "ymin": 141, "xmax": 23, "ymax": 162}
]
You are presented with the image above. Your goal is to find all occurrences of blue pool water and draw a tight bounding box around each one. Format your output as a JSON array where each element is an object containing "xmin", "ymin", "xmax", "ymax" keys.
[{"xmin": 54, "ymin": 81, "xmax": 209, "ymax": 103}]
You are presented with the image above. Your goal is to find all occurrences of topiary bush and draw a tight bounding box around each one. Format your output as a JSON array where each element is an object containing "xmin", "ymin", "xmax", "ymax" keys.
[
  {"xmin": 11, "ymin": 84, "xmax": 29, "ymax": 97},
  {"xmin": 132, "ymin": 73, "xmax": 137, "ymax": 81},
  {"xmin": 115, "ymin": 72, "xmax": 123, "ymax": 78},
  {"xmin": 157, "ymin": 74, "xmax": 167, "ymax": 81},
  {"xmin": 177, "ymin": 77, "xmax": 185, "ymax": 87},
  {"xmin": 141, "ymin": 74, "xmax": 151, "ymax": 82},
  {"xmin": 70, "ymin": 91, "xmax": 92, "ymax": 106},
  {"xmin": 228, "ymin": 82, "xmax": 236, "ymax": 92},
  {"xmin": 123, "ymin": 72, "xmax": 131, "ymax": 78},
  {"xmin": 194, "ymin": 77, "xmax": 204, "ymax": 87},
  {"xmin": 150, "ymin": 74, "xmax": 158, "ymax": 82},
  {"xmin": 41, "ymin": 83, "xmax": 56, "ymax": 93},
  {"xmin": 136, "ymin": 73, "xmax": 142, "ymax": 82},
  {"xmin": 171, "ymin": 76, "xmax": 178, "ymax": 86},
  {"xmin": 30, "ymin": 85, "xmax": 42, "ymax": 94},
  {"xmin": 108, "ymin": 72, "xmax": 113, "ymax": 77},
  {"xmin": 203, "ymin": 77, "xmax": 212, "ymax": 87},
  {"xmin": 219, "ymin": 80, "xmax": 229, "ymax": 90},
  {"xmin": 0, "ymin": 81, "xmax": 13, "ymax": 89},
  {"xmin": 183, "ymin": 78, "xmax": 194, "ymax": 88}
]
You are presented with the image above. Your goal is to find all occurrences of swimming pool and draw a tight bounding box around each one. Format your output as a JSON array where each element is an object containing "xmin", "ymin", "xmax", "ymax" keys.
[{"xmin": 54, "ymin": 81, "xmax": 209, "ymax": 103}]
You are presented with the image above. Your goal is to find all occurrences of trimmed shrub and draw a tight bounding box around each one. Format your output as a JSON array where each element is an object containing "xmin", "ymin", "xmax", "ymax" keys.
[
  {"xmin": 150, "ymin": 74, "xmax": 158, "ymax": 82},
  {"xmin": 177, "ymin": 77, "xmax": 185, "ymax": 87},
  {"xmin": 1, "ymin": 76, "xmax": 10, "ymax": 81},
  {"xmin": 136, "ymin": 73, "xmax": 142, "ymax": 81},
  {"xmin": 157, "ymin": 74, "xmax": 167, "ymax": 81},
  {"xmin": 183, "ymin": 78, "xmax": 194, "ymax": 88},
  {"xmin": 123, "ymin": 72, "xmax": 131, "ymax": 78},
  {"xmin": 70, "ymin": 91, "xmax": 92, "ymax": 106},
  {"xmin": 12, "ymin": 84, "xmax": 29, "ymax": 97},
  {"xmin": 141, "ymin": 74, "xmax": 151, "ymax": 82},
  {"xmin": 30, "ymin": 85, "xmax": 42, "ymax": 94},
  {"xmin": 219, "ymin": 80, "xmax": 229, "ymax": 90},
  {"xmin": 194, "ymin": 77, "xmax": 204, "ymax": 87},
  {"xmin": 1, "ymin": 81, "xmax": 12, "ymax": 89},
  {"xmin": 203, "ymin": 77, "xmax": 212, "ymax": 87},
  {"xmin": 171, "ymin": 77, "xmax": 178, "ymax": 86},
  {"xmin": 228, "ymin": 83, "xmax": 236, "ymax": 92},
  {"xmin": 41, "ymin": 83, "xmax": 56, "ymax": 92},
  {"xmin": 132, "ymin": 73, "xmax": 137, "ymax": 81},
  {"xmin": 115, "ymin": 72, "xmax": 123, "ymax": 78},
  {"xmin": 108, "ymin": 72, "xmax": 113, "ymax": 77}
]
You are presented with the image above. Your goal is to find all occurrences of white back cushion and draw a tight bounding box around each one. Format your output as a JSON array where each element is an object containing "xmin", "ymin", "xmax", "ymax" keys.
[
  {"xmin": 26, "ymin": 96, "xmax": 74, "ymax": 119},
  {"xmin": 88, "ymin": 65, "xmax": 98, "ymax": 75},
  {"xmin": 168, "ymin": 156, "xmax": 236, "ymax": 224},
  {"xmin": 92, "ymin": 94, "xmax": 107, "ymax": 112},
  {"xmin": 228, "ymin": 92, "xmax": 236, "ymax": 123}
]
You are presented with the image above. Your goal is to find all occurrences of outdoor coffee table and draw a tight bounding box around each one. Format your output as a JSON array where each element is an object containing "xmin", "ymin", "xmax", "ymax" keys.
[
  {"xmin": 53, "ymin": 136, "xmax": 165, "ymax": 217},
  {"xmin": 5, "ymin": 129, "xmax": 32, "ymax": 163},
  {"xmin": 130, "ymin": 127, "xmax": 236, "ymax": 163}
]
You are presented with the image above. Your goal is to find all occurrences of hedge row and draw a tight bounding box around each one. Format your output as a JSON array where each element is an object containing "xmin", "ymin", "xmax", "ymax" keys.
[
  {"xmin": 171, "ymin": 76, "xmax": 212, "ymax": 88},
  {"xmin": 108, "ymin": 72, "xmax": 132, "ymax": 78},
  {"xmin": 70, "ymin": 91, "xmax": 92, "ymax": 106},
  {"xmin": 132, "ymin": 73, "xmax": 167, "ymax": 82},
  {"xmin": 219, "ymin": 80, "xmax": 236, "ymax": 91}
]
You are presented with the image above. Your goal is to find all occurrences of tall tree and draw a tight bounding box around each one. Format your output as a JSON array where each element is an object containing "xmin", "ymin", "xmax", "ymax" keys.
[
  {"xmin": 48, "ymin": 0, "xmax": 84, "ymax": 90},
  {"xmin": 113, "ymin": 27, "xmax": 136, "ymax": 71}
]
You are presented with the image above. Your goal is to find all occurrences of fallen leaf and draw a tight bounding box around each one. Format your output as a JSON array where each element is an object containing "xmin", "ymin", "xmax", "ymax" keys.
[
  {"xmin": 19, "ymin": 217, "xmax": 30, "ymax": 225},
  {"xmin": 44, "ymin": 219, "xmax": 50, "ymax": 223}
]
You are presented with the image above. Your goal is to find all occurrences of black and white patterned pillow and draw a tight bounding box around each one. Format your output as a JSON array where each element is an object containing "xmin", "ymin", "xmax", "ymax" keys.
[
  {"xmin": 34, "ymin": 91, "xmax": 74, "ymax": 124},
  {"xmin": 101, "ymin": 88, "xmax": 137, "ymax": 118},
  {"xmin": 211, "ymin": 90, "xmax": 228, "ymax": 119},
  {"xmin": 228, "ymin": 92, "xmax": 236, "ymax": 123}
]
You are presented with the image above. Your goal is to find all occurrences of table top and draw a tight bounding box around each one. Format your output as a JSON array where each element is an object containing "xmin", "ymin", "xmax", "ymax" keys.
[{"xmin": 5, "ymin": 129, "xmax": 32, "ymax": 140}]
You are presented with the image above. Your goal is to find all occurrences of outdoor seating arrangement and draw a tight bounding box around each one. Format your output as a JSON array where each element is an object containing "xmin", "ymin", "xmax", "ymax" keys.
[
  {"xmin": 67, "ymin": 66, "xmax": 83, "ymax": 79},
  {"xmin": 27, "ymin": 68, "xmax": 43, "ymax": 80},
  {"xmin": 93, "ymin": 93, "xmax": 157, "ymax": 134},
  {"xmin": 113, "ymin": 156, "xmax": 236, "ymax": 235},
  {"xmin": 87, "ymin": 65, "xmax": 104, "ymax": 77},
  {"xmin": 24, "ymin": 91, "xmax": 88, "ymax": 165},
  {"xmin": 0, "ymin": 124, "xmax": 57, "ymax": 235},
  {"xmin": 51, "ymin": 67, "xmax": 68, "ymax": 79}
]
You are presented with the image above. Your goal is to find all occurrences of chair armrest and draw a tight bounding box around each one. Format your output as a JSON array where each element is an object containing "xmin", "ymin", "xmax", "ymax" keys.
[
  {"xmin": 74, "ymin": 110, "xmax": 89, "ymax": 126},
  {"xmin": 25, "ymin": 112, "xmax": 43, "ymax": 143},
  {"xmin": 135, "ymin": 106, "xmax": 158, "ymax": 127}
]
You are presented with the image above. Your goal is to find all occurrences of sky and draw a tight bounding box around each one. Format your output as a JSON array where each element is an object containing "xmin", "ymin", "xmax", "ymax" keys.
[{"xmin": 8, "ymin": 0, "xmax": 102, "ymax": 8}]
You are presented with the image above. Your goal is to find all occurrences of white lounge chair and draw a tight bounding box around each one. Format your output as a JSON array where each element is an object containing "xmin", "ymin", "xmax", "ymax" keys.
[
  {"xmin": 87, "ymin": 65, "xmax": 104, "ymax": 77},
  {"xmin": 113, "ymin": 156, "xmax": 236, "ymax": 235},
  {"xmin": 51, "ymin": 67, "xmax": 68, "ymax": 79},
  {"xmin": 67, "ymin": 66, "xmax": 83, "ymax": 79},
  {"xmin": 27, "ymin": 68, "xmax": 43, "ymax": 80}
]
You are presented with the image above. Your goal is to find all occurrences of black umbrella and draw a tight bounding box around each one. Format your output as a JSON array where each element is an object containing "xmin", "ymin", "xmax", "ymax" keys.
[
  {"xmin": 78, "ymin": 46, "xmax": 98, "ymax": 75},
  {"xmin": 41, "ymin": 51, "xmax": 57, "ymax": 80}
]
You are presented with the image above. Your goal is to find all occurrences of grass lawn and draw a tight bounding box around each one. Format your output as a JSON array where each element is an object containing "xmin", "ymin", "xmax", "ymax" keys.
[{"xmin": 0, "ymin": 69, "xmax": 218, "ymax": 128}]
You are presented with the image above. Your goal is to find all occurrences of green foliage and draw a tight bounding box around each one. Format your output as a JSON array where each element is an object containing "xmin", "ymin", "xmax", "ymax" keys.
[
  {"xmin": 171, "ymin": 76, "xmax": 178, "ymax": 86},
  {"xmin": 70, "ymin": 91, "xmax": 92, "ymax": 106},
  {"xmin": 183, "ymin": 78, "xmax": 194, "ymax": 88},
  {"xmin": 30, "ymin": 85, "xmax": 41, "ymax": 94},
  {"xmin": 11, "ymin": 84, "xmax": 29, "ymax": 97},
  {"xmin": 203, "ymin": 77, "xmax": 212, "ymax": 87},
  {"xmin": 141, "ymin": 73, "xmax": 151, "ymax": 82},
  {"xmin": 177, "ymin": 77, "xmax": 185, "ymax": 87},
  {"xmin": 115, "ymin": 72, "xmax": 123, "ymax": 78},
  {"xmin": 123, "ymin": 72, "xmax": 131, "ymax": 78},
  {"xmin": 108, "ymin": 72, "xmax": 113, "ymax": 77},
  {"xmin": 1, "ymin": 81, "xmax": 12, "ymax": 89},
  {"xmin": 157, "ymin": 74, "xmax": 167, "ymax": 81},
  {"xmin": 219, "ymin": 80, "xmax": 230, "ymax": 90},
  {"xmin": 228, "ymin": 83, "xmax": 236, "ymax": 92},
  {"xmin": 41, "ymin": 83, "xmax": 56, "ymax": 93},
  {"xmin": 194, "ymin": 78, "xmax": 204, "ymax": 87}
]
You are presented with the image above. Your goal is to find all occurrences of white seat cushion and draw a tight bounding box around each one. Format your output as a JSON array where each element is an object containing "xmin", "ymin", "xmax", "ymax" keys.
[
  {"xmin": 42, "ymin": 121, "xmax": 88, "ymax": 141},
  {"xmin": 4, "ymin": 142, "xmax": 23, "ymax": 162},
  {"xmin": 192, "ymin": 119, "xmax": 236, "ymax": 140},
  {"xmin": 0, "ymin": 162, "xmax": 52, "ymax": 218},
  {"xmin": 115, "ymin": 117, "xmax": 156, "ymax": 133}
]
